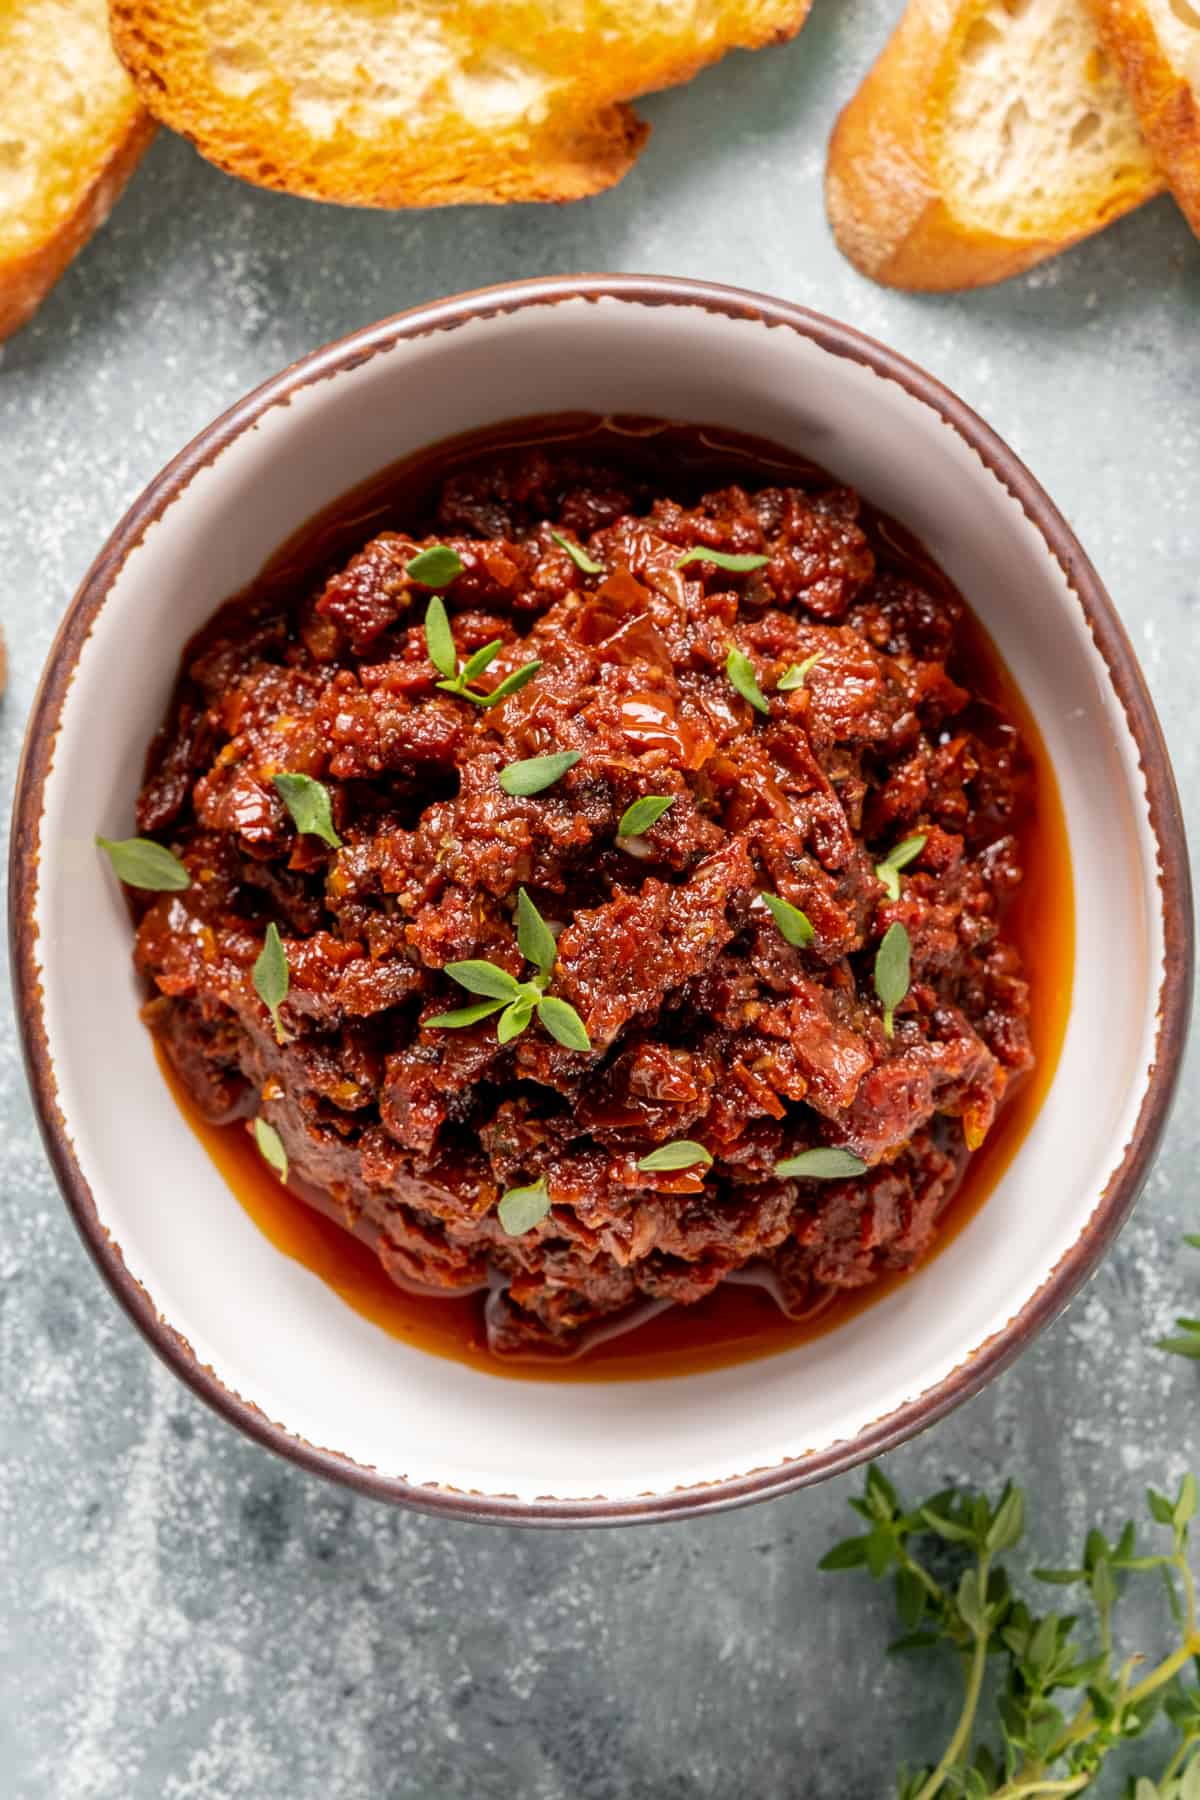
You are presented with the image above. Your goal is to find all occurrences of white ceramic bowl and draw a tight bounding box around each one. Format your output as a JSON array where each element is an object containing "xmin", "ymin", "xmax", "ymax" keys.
[{"xmin": 11, "ymin": 276, "xmax": 1191, "ymax": 1524}]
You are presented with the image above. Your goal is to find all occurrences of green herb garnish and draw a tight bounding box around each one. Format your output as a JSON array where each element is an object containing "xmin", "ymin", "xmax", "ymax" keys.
[
  {"xmin": 550, "ymin": 529, "xmax": 604, "ymax": 575},
  {"xmin": 431, "ymin": 890, "xmax": 591, "ymax": 1052},
  {"xmin": 253, "ymin": 1118, "xmax": 288, "ymax": 1181},
  {"xmin": 761, "ymin": 892, "xmax": 815, "ymax": 948},
  {"xmin": 423, "ymin": 594, "xmax": 458, "ymax": 676},
  {"xmin": 272, "ymin": 773, "xmax": 342, "ymax": 849},
  {"xmin": 95, "ymin": 836, "xmax": 190, "ymax": 892},
  {"xmin": 1161, "ymin": 1240, "xmax": 1200, "ymax": 1358},
  {"xmin": 424, "ymin": 999, "xmax": 506, "ymax": 1030},
  {"xmin": 516, "ymin": 885, "xmax": 558, "ymax": 974},
  {"xmin": 496, "ymin": 996, "xmax": 536, "ymax": 1045},
  {"xmin": 499, "ymin": 750, "xmax": 582, "ymax": 797},
  {"xmin": 497, "ymin": 1180, "xmax": 552, "ymax": 1237},
  {"xmin": 822, "ymin": 1465, "xmax": 1200, "ymax": 1800},
  {"xmin": 777, "ymin": 651, "xmax": 825, "ymax": 691},
  {"xmin": 637, "ymin": 1141, "xmax": 713, "ymax": 1173},
  {"xmin": 1158, "ymin": 1321, "xmax": 1200, "ymax": 1360},
  {"xmin": 535, "ymin": 995, "xmax": 592, "ymax": 1051},
  {"xmin": 617, "ymin": 795, "xmax": 676, "ymax": 839},
  {"xmin": 875, "ymin": 921, "xmax": 912, "ymax": 1038},
  {"xmin": 875, "ymin": 833, "xmax": 928, "ymax": 903},
  {"xmin": 407, "ymin": 544, "xmax": 464, "ymax": 589},
  {"xmin": 253, "ymin": 921, "xmax": 290, "ymax": 1045},
  {"xmin": 725, "ymin": 646, "xmax": 770, "ymax": 716},
  {"xmin": 474, "ymin": 662, "xmax": 543, "ymax": 708},
  {"xmin": 774, "ymin": 1148, "xmax": 867, "ymax": 1179},
  {"xmin": 424, "ymin": 598, "xmax": 541, "ymax": 708},
  {"xmin": 439, "ymin": 959, "xmax": 524, "ymax": 1001},
  {"xmin": 676, "ymin": 548, "xmax": 770, "ymax": 573}
]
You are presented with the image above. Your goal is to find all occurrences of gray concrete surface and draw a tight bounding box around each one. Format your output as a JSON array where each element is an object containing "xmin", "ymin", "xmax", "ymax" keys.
[{"xmin": 2, "ymin": 3, "xmax": 1198, "ymax": 1795}]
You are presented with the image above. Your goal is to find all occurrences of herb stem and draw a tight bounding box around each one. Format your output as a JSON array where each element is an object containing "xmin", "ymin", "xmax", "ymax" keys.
[
  {"xmin": 991, "ymin": 1780, "xmax": 1090, "ymax": 1798},
  {"xmin": 1161, "ymin": 1735, "xmax": 1192, "ymax": 1785},
  {"xmin": 1126, "ymin": 1628, "xmax": 1200, "ymax": 1708},
  {"xmin": 913, "ymin": 1555, "xmax": 992, "ymax": 1800},
  {"xmin": 1180, "ymin": 1548, "xmax": 1198, "ymax": 1638},
  {"xmin": 896, "ymin": 1545, "xmax": 947, "ymax": 1611},
  {"xmin": 1023, "ymin": 1628, "xmax": 1200, "ymax": 1780}
]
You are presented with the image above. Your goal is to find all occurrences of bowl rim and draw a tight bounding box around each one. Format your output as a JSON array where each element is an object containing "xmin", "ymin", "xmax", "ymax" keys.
[{"xmin": 10, "ymin": 272, "xmax": 1193, "ymax": 1526}]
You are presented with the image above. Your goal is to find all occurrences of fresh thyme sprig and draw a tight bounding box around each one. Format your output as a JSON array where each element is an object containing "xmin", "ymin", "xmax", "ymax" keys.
[
  {"xmin": 423, "ymin": 596, "xmax": 541, "ymax": 708},
  {"xmin": 425, "ymin": 888, "xmax": 591, "ymax": 1051},
  {"xmin": 822, "ymin": 1466, "xmax": 1200, "ymax": 1799}
]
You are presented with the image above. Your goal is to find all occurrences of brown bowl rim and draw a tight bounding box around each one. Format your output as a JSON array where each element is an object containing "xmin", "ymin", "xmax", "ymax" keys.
[{"xmin": 9, "ymin": 273, "xmax": 1193, "ymax": 1526}]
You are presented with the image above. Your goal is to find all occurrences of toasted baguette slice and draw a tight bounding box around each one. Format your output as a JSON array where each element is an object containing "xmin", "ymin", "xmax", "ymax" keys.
[
  {"xmin": 827, "ymin": 0, "xmax": 1164, "ymax": 291},
  {"xmin": 1084, "ymin": 0, "xmax": 1200, "ymax": 233},
  {"xmin": 0, "ymin": 0, "xmax": 154, "ymax": 341},
  {"xmin": 109, "ymin": 0, "xmax": 811, "ymax": 208}
]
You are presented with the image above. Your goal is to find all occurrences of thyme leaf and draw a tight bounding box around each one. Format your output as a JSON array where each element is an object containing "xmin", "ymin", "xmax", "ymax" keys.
[
  {"xmin": 761, "ymin": 892, "xmax": 815, "ymax": 948},
  {"xmin": 272, "ymin": 773, "xmax": 341, "ymax": 849},
  {"xmin": 424, "ymin": 999, "xmax": 507, "ymax": 1030},
  {"xmin": 499, "ymin": 751, "xmax": 581, "ymax": 797},
  {"xmin": 476, "ymin": 661, "xmax": 543, "ymax": 708},
  {"xmin": 617, "ymin": 795, "xmax": 676, "ymax": 839},
  {"xmin": 637, "ymin": 1141, "xmax": 713, "ymax": 1173},
  {"xmin": 774, "ymin": 1148, "xmax": 867, "ymax": 1179},
  {"xmin": 726, "ymin": 646, "xmax": 770, "ymax": 716},
  {"xmin": 460, "ymin": 639, "xmax": 504, "ymax": 683},
  {"xmin": 95, "ymin": 836, "xmax": 191, "ymax": 892},
  {"xmin": 550, "ymin": 529, "xmax": 604, "ymax": 575},
  {"xmin": 443, "ymin": 960, "xmax": 523, "ymax": 1001},
  {"xmin": 253, "ymin": 1118, "xmax": 288, "ymax": 1180},
  {"xmin": 777, "ymin": 652, "xmax": 825, "ymax": 691},
  {"xmin": 516, "ymin": 887, "xmax": 558, "ymax": 976},
  {"xmin": 875, "ymin": 921, "xmax": 912, "ymax": 1038},
  {"xmin": 253, "ymin": 922, "xmax": 290, "ymax": 1045},
  {"xmin": 407, "ymin": 545, "xmax": 464, "ymax": 590},
  {"xmin": 875, "ymin": 833, "xmax": 928, "ymax": 903},
  {"xmin": 423, "ymin": 594, "xmax": 458, "ymax": 677},
  {"xmin": 497, "ymin": 1180, "xmax": 552, "ymax": 1237},
  {"xmin": 676, "ymin": 548, "xmax": 770, "ymax": 573},
  {"xmin": 536, "ymin": 995, "xmax": 591, "ymax": 1052}
]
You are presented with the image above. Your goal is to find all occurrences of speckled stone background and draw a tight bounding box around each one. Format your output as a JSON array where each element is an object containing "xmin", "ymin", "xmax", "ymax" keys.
[{"xmin": 1, "ymin": 4, "xmax": 1198, "ymax": 1795}]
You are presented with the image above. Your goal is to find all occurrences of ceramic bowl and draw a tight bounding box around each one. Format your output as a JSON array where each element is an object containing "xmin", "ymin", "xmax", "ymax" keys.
[{"xmin": 11, "ymin": 276, "xmax": 1192, "ymax": 1524}]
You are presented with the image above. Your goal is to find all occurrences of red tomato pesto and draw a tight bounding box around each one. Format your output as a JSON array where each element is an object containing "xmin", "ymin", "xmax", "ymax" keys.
[{"xmin": 130, "ymin": 417, "xmax": 1073, "ymax": 1375}]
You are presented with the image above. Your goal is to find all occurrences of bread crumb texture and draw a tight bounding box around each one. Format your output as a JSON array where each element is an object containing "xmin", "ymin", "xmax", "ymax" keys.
[
  {"xmin": 0, "ymin": 0, "xmax": 144, "ymax": 256},
  {"xmin": 938, "ymin": 0, "xmax": 1159, "ymax": 234},
  {"xmin": 1084, "ymin": 0, "xmax": 1200, "ymax": 234},
  {"xmin": 109, "ymin": 0, "xmax": 812, "ymax": 206},
  {"xmin": 1142, "ymin": 0, "xmax": 1200, "ymax": 83},
  {"xmin": 0, "ymin": 0, "xmax": 152, "ymax": 339}
]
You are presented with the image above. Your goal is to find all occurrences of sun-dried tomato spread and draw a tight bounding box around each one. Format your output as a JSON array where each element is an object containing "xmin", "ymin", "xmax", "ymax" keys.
[{"xmin": 131, "ymin": 422, "xmax": 1034, "ymax": 1359}]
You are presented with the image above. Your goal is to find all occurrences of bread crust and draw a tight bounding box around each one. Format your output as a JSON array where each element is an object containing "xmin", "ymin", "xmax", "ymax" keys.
[
  {"xmin": 826, "ymin": 0, "xmax": 1164, "ymax": 291},
  {"xmin": 1084, "ymin": 0, "xmax": 1200, "ymax": 233},
  {"xmin": 0, "ymin": 106, "xmax": 155, "ymax": 342},
  {"xmin": 109, "ymin": 0, "xmax": 811, "ymax": 208}
]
